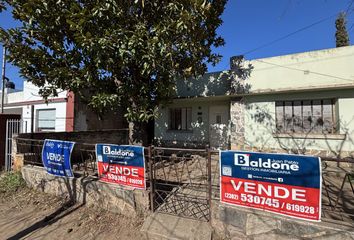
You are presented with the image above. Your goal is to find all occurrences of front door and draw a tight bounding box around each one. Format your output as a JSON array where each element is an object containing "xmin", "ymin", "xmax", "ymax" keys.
[{"xmin": 209, "ymin": 105, "xmax": 229, "ymax": 149}]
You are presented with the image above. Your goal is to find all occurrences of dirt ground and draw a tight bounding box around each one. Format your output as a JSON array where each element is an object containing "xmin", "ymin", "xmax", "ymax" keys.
[{"xmin": 0, "ymin": 187, "xmax": 144, "ymax": 240}]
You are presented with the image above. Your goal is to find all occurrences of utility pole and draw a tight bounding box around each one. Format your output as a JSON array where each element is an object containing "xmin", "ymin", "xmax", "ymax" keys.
[{"xmin": 1, "ymin": 46, "xmax": 6, "ymax": 113}]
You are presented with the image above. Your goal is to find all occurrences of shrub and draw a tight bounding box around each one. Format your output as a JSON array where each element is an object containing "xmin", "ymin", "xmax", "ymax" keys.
[{"xmin": 0, "ymin": 172, "xmax": 26, "ymax": 193}]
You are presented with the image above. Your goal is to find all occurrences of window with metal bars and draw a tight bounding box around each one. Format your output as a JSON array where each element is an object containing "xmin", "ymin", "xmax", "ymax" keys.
[
  {"xmin": 275, "ymin": 99, "xmax": 337, "ymax": 134},
  {"xmin": 169, "ymin": 107, "xmax": 192, "ymax": 130}
]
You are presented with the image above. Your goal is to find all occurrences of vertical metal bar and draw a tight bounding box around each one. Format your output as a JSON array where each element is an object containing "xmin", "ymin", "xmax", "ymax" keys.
[
  {"xmin": 5, "ymin": 120, "xmax": 9, "ymax": 171},
  {"xmin": 148, "ymin": 145, "xmax": 155, "ymax": 212},
  {"xmin": 30, "ymin": 105, "xmax": 34, "ymax": 133},
  {"xmin": 207, "ymin": 148, "xmax": 212, "ymax": 222},
  {"xmin": 291, "ymin": 101, "xmax": 294, "ymax": 132},
  {"xmin": 10, "ymin": 119, "xmax": 16, "ymax": 169},
  {"xmin": 10, "ymin": 119, "xmax": 13, "ymax": 170},
  {"xmin": 321, "ymin": 100, "xmax": 323, "ymax": 133},
  {"xmin": 301, "ymin": 101, "xmax": 304, "ymax": 130},
  {"xmin": 310, "ymin": 100, "xmax": 313, "ymax": 130},
  {"xmin": 185, "ymin": 108, "xmax": 187, "ymax": 130},
  {"xmin": 9, "ymin": 120, "xmax": 12, "ymax": 170},
  {"xmin": 332, "ymin": 99, "xmax": 335, "ymax": 134},
  {"xmin": 282, "ymin": 101, "xmax": 285, "ymax": 133},
  {"xmin": 7, "ymin": 120, "xmax": 9, "ymax": 170},
  {"xmin": 9, "ymin": 119, "xmax": 12, "ymax": 170}
]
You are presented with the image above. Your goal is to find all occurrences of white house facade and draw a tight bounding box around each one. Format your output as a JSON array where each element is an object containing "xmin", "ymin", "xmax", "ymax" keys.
[
  {"xmin": 1, "ymin": 81, "xmax": 72, "ymax": 133},
  {"xmin": 155, "ymin": 46, "xmax": 354, "ymax": 158},
  {"xmin": 1, "ymin": 80, "xmax": 128, "ymax": 133}
]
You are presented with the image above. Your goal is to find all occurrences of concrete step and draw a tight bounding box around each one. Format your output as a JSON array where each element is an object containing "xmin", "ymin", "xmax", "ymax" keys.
[{"xmin": 140, "ymin": 212, "xmax": 212, "ymax": 240}]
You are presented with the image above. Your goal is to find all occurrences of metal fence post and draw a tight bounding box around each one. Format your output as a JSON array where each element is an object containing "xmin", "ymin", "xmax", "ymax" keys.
[
  {"xmin": 5, "ymin": 120, "xmax": 9, "ymax": 171},
  {"xmin": 207, "ymin": 148, "xmax": 212, "ymax": 222},
  {"xmin": 148, "ymin": 145, "xmax": 155, "ymax": 212},
  {"xmin": 5, "ymin": 119, "xmax": 22, "ymax": 171}
]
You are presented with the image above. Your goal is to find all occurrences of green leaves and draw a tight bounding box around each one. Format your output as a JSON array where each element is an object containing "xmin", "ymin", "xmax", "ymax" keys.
[
  {"xmin": 89, "ymin": 93, "xmax": 119, "ymax": 111},
  {"xmin": 124, "ymin": 106, "xmax": 158, "ymax": 123},
  {"xmin": 0, "ymin": 0, "xmax": 227, "ymax": 122},
  {"xmin": 0, "ymin": 1, "xmax": 5, "ymax": 13},
  {"xmin": 335, "ymin": 12, "xmax": 350, "ymax": 47}
]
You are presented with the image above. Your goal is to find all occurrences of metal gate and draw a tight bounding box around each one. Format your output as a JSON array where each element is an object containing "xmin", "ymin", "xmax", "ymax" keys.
[
  {"xmin": 5, "ymin": 119, "xmax": 25, "ymax": 171},
  {"xmin": 149, "ymin": 147, "xmax": 214, "ymax": 221}
]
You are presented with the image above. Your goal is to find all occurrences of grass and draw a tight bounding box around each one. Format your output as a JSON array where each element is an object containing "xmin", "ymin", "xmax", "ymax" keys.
[{"xmin": 0, "ymin": 171, "xmax": 26, "ymax": 193}]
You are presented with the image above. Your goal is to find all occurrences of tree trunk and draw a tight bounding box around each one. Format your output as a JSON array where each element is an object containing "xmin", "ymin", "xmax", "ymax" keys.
[{"xmin": 129, "ymin": 121, "xmax": 150, "ymax": 146}]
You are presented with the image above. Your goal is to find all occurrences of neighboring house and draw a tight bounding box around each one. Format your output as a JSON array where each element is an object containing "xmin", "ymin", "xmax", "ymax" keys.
[
  {"xmin": 1, "ymin": 81, "xmax": 71, "ymax": 132},
  {"xmin": 1, "ymin": 81, "xmax": 127, "ymax": 133},
  {"xmin": 155, "ymin": 45, "xmax": 354, "ymax": 158}
]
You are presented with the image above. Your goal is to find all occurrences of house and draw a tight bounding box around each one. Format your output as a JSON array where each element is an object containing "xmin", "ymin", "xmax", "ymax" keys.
[
  {"xmin": 154, "ymin": 45, "xmax": 354, "ymax": 158},
  {"xmin": 1, "ymin": 80, "xmax": 127, "ymax": 133},
  {"xmin": 1, "ymin": 80, "xmax": 70, "ymax": 132},
  {"xmin": 0, "ymin": 80, "xmax": 128, "ymax": 170}
]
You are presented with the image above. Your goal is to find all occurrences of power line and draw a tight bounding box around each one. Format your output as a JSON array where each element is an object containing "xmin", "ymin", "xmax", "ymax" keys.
[
  {"xmin": 242, "ymin": 12, "xmax": 347, "ymax": 56},
  {"xmin": 253, "ymin": 58, "xmax": 354, "ymax": 83},
  {"xmin": 219, "ymin": 9, "xmax": 353, "ymax": 69}
]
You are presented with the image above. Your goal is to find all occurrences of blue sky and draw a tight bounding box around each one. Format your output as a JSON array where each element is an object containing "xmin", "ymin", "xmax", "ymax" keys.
[
  {"xmin": 209, "ymin": 0, "xmax": 354, "ymax": 71},
  {"xmin": 1, "ymin": 0, "xmax": 353, "ymax": 90}
]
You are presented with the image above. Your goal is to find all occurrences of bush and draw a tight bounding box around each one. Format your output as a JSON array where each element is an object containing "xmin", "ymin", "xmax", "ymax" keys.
[{"xmin": 0, "ymin": 172, "xmax": 26, "ymax": 193}]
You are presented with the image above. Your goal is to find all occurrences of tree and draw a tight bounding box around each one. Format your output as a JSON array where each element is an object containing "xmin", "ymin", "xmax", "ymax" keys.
[
  {"xmin": 0, "ymin": 2, "xmax": 4, "ymax": 12},
  {"xmin": 0, "ymin": 0, "xmax": 226, "ymax": 142},
  {"xmin": 335, "ymin": 12, "xmax": 350, "ymax": 47}
]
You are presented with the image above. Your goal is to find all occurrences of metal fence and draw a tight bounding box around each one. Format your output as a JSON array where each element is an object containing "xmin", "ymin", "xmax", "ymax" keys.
[
  {"xmin": 16, "ymin": 138, "xmax": 44, "ymax": 166},
  {"xmin": 16, "ymin": 139, "xmax": 98, "ymax": 176},
  {"xmin": 321, "ymin": 157, "xmax": 354, "ymax": 223},
  {"xmin": 15, "ymin": 138, "xmax": 354, "ymax": 224},
  {"xmin": 72, "ymin": 143, "xmax": 96, "ymax": 175},
  {"xmin": 4, "ymin": 119, "xmax": 25, "ymax": 171},
  {"xmin": 149, "ymin": 147, "xmax": 214, "ymax": 221}
]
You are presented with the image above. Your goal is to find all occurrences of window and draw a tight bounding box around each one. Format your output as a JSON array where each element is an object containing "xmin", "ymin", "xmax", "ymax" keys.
[
  {"xmin": 169, "ymin": 107, "xmax": 192, "ymax": 130},
  {"xmin": 216, "ymin": 115, "xmax": 222, "ymax": 124},
  {"xmin": 37, "ymin": 109, "xmax": 56, "ymax": 132},
  {"xmin": 275, "ymin": 99, "xmax": 336, "ymax": 134}
]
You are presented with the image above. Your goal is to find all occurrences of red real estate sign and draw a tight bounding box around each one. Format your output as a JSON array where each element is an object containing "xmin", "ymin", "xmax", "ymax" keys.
[
  {"xmin": 220, "ymin": 151, "xmax": 321, "ymax": 221},
  {"xmin": 96, "ymin": 144, "xmax": 146, "ymax": 189}
]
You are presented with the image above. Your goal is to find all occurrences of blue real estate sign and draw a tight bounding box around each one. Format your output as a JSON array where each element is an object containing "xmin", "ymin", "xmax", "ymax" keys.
[{"xmin": 42, "ymin": 139, "xmax": 75, "ymax": 178}]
